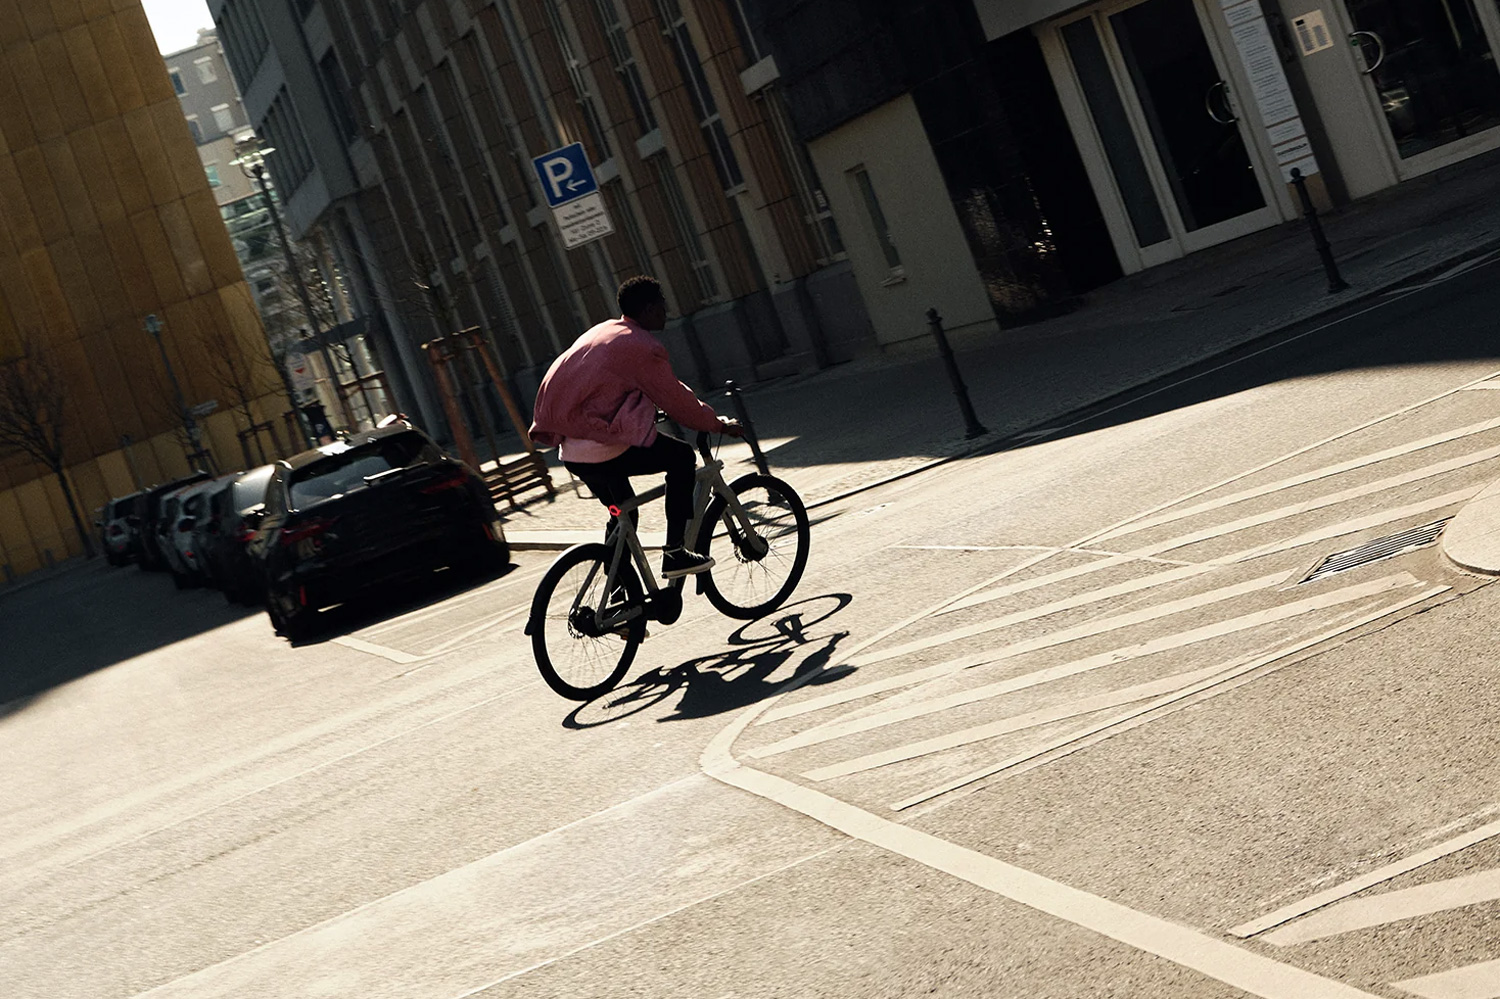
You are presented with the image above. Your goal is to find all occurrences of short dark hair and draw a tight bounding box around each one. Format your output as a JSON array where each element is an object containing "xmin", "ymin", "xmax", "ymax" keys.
[{"xmin": 617, "ymin": 275, "xmax": 664, "ymax": 319}]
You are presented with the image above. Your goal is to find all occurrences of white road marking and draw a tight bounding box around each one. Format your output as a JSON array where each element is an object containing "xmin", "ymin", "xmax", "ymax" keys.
[
  {"xmin": 1262, "ymin": 867, "xmax": 1500, "ymax": 946},
  {"xmin": 1223, "ymin": 487, "xmax": 1478, "ymax": 563},
  {"xmin": 890, "ymin": 587, "xmax": 1447, "ymax": 811},
  {"xmin": 846, "ymin": 569, "xmax": 1290, "ymax": 672},
  {"xmin": 1140, "ymin": 444, "xmax": 1500, "ymax": 557},
  {"xmin": 421, "ymin": 604, "xmax": 531, "ymax": 656},
  {"xmin": 703, "ymin": 722, "xmax": 1387, "ymax": 999},
  {"xmin": 1094, "ymin": 417, "xmax": 1500, "ymax": 543},
  {"xmin": 1394, "ymin": 959, "xmax": 1500, "ymax": 999},
  {"xmin": 748, "ymin": 574, "xmax": 1414, "ymax": 760},
  {"xmin": 758, "ymin": 569, "xmax": 1288, "ymax": 728},
  {"xmin": 331, "ymin": 635, "xmax": 424, "ymax": 665},
  {"xmin": 801, "ymin": 664, "xmax": 1228, "ymax": 782},
  {"xmin": 1232, "ymin": 815, "xmax": 1500, "ymax": 938}
]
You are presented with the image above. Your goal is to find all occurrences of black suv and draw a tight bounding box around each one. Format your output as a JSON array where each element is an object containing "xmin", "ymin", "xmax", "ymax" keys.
[{"xmin": 249, "ymin": 423, "xmax": 509, "ymax": 638}]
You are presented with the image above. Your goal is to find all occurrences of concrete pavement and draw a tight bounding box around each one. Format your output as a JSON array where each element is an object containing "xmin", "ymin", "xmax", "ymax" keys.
[{"xmin": 498, "ymin": 145, "xmax": 1500, "ymax": 553}]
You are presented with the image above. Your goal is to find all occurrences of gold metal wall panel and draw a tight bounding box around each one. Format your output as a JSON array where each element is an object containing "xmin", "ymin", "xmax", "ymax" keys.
[
  {"xmin": 37, "ymin": 32, "xmax": 92, "ymax": 135},
  {"xmin": 12, "ymin": 147, "xmax": 70, "ymax": 244},
  {"xmin": 63, "ymin": 23, "xmax": 119, "ymax": 125},
  {"xmin": 88, "ymin": 17, "xmax": 144, "ymax": 114},
  {"xmin": 41, "ymin": 137, "xmax": 101, "ymax": 235},
  {"xmin": 96, "ymin": 118, "xmax": 152, "ymax": 215},
  {"xmin": 70, "ymin": 127, "xmax": 127, "ymax": 228},
  {"xmin": 122, "ymin": 104, "xmax": 179, "ymax": 206},
  {"xmin": 157, "ymin": 199, "xmax": 212, "ymax": 299},
  {"xmin": 129, "ymin": 208, "xmax": 187, "ymax": 304}
]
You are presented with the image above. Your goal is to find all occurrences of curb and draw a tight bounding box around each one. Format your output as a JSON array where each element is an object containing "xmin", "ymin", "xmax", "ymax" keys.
[
  {"xmin": 504, "ymin": 236, "xmax": 1500, "ymax": 554},
  {"xmin": 1441, "ymin": 477, "xmax": 1500, "ymax": 577}
]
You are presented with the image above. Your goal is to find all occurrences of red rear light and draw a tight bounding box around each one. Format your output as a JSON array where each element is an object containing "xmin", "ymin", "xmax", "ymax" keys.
[
  {"xmin": 235, "ymin": 524, "xmax": 256, "ymax": 543},
  {"xmin": 280, "ymin": 517, "xmax": 337, "ymax": 546},
  {"xmin": 420, "ymin": 470, "xmax": 469, "ymax": 494}
]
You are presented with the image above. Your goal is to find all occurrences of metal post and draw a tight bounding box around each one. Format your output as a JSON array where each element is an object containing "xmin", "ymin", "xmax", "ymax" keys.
[
  {"xmin": 1290, "ymin": 167, "xmax": 1349, "ymax": 294},
  {"xmin": 253, "ymin": 164, "xmax": 353, "ymax": 430},
  {"xmin": 926, "ymin": 309, "xmax": 988, "ymax": 440},
  {"xmin": 144, "ymin": 313, "xmax": 207, "ymax": 470},
  {"xmin": 723, "ymin": 380, "xmax": 769, "ymax": 476}
]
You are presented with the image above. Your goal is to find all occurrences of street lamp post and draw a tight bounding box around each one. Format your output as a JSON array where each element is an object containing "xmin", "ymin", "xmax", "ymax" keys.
[
  {"xmin": 240, "ymin": 152, "xmax": 353, "ymax": 433},
  {"xmin": 144, "ymin": 313, "xmax": 213, "ymax": 471}
]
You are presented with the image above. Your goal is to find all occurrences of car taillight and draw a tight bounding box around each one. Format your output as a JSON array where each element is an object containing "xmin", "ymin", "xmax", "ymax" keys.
[
  {"xmin": 235, "ymin": 524, "xmax": 257, "ymax": 543},
  {"xmin": 280, "ymin": 517, "xmax": 337, "ymax": 546},
  {"xmin": 420, "ymin": 470, "xmax": 469, "ymax": 494}
]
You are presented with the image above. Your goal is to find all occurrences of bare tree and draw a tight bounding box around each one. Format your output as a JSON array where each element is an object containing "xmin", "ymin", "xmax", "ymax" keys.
[
  {"xmin": 0, "ymin": 335, "xmax": 95, "ymax": 558},
  {"xmin": 194, "ymin": 315, "xmax": 287, "ymax": 465}
]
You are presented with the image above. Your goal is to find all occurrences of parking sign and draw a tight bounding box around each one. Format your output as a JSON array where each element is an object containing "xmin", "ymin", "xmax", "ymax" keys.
[{"xmin": 532, "ymin": 143, "xmax": 599, "ymax": 208}]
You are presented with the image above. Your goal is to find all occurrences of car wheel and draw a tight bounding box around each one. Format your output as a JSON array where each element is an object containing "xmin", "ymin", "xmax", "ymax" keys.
[{"xmin": 267, "ymin": 587, "xmax": 316, "ymax": 640}]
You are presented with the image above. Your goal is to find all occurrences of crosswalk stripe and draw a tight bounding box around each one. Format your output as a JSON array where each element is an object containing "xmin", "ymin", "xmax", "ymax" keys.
[
  {"xmin": 758, "ymin": 569, "xmax": 1288, "ymax": 728},
  {"xmin": 1263, "ymin": 867, "xmax": 1500, "ymax": 947},
  {"xmin": 746, "ymin": 573, "xmax": 1416, "ymax": 760},
  {"xmin": 1091, "ymin": 416, "xmax": 1500, "ymax": 544},
  {"xmin": 889, "ymin": 586, "xmax": 1448, "ymax": 811},
  {"xmin": 801, "ymin": 664, "xmax": 1227, "ymax": 781},
  {"xmin": 1214, "ymin": 487, "xmax": 1478, "ymax": 564},
  {"xmin": 1394, "ymin": 959, "xmax": 1500, "ymax": 999},
  {"xmin": 1231, "ymin": 815, "xmax": 1500, "ymax": 938},
  {"xmin": 850, "ymin": 564, "xmax": 1262, "ymax": 669},
  {"xmin": 950, "ymin": 467, "xmax": 1486, "ymax": 618}
]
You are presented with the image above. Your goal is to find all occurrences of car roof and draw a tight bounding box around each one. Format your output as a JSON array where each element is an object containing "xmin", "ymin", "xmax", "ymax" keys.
[{"xmin": 278, "ymin": 422, "xmax": 428, "ymax": 472}]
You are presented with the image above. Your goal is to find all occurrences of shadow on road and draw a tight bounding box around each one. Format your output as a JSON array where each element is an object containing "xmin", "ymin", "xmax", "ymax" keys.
[
  {"xmin": 563, "ymin": 593, "xmax": 856, "ymax": 729},
  {"xmin": 282, "ymin": 561, "xmax": 521, "ymax": 648}
]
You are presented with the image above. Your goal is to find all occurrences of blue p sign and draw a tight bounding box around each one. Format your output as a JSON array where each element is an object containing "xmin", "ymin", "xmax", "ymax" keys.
[{"xmin": 532, "ymin": 143, "xmax": 598, "ymax": 208}]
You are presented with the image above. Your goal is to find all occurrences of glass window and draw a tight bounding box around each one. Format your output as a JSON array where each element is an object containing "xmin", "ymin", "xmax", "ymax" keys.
[
  {"xmin": 169, "ymin": 68, "xmax": 186, "ymax": 95},
  {"xmin": 195, "ymin": 58, "xmax": 218, "ymax": 84},
  {"xmin": 654, "ymin": 0, "xmax": 742, "ymax": 190},
  {"xmin": 588, "ymin": 0, "xmax": 657, "ymax": 136},
  {"xmin": 651, "ymin": 154, "xmax": 718, "ymax": 303},
  {"xmin": 852, "ymin": 167, "xmax": 900, "ymax": 269},
  {"xmin": 212, "ymin": 104, "xmax": 236, "ymax": 132},
  {"xmin": 186, "ymin": 116, "xmax": 203, "ymax": 143},
  {"xmin": 288, "ymin": 433, "xmax": 442, "ymax": 507},
  {"xmin": 205, "ymin": 163, "xmax": 221, "ymax": 187}
]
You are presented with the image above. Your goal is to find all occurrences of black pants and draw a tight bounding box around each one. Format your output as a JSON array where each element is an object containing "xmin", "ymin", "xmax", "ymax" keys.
[{"xmin": 565, "ymin": 434, "xmax": 695, "ymax": 549}]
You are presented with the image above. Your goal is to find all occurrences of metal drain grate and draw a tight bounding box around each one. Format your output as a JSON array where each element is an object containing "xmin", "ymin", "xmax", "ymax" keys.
[{"xmin": 1300, "ymin": 518, "xmax": 1450, "ymax": 584}]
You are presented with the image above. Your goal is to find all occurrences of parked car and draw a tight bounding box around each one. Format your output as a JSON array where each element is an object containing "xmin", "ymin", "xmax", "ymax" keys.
[
  {"xmin": 154, "ymin": 485, "xmax": 198, "ymax": 587},
  {"xmin": 249, "ymin": 422, "xmax": 509, "ymax": 639},
  {"xmin": 202, "ymin": 464, "xmax": 276, "ymax": 604},
  {"xmin": 170, "ymin": 474, "xmax": 239, "ymax": 587},
  {"xmin": 97, "ymin": 492, "xmax": 143, "ymax": 565},
  {"xmin": 133, "ymin": 472, "xmax": 210, "ymax": 571}
]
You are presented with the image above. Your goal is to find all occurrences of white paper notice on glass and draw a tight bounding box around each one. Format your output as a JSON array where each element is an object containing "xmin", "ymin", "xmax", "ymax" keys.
[{"xmin": 1291, "ymin": 10, "xmax": 1336, "ymax": 55}]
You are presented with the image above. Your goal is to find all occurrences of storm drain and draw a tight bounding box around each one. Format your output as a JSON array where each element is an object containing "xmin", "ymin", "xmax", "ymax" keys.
[{"xmin": 1299, "ymin": 518, "xmax": 1451, "ymax": 584}]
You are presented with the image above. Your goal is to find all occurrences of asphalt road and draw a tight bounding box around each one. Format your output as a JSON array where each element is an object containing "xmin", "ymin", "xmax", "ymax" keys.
[{"xmin": 6, "ymin": 253, "xmax": 1500, "ymax": 998}]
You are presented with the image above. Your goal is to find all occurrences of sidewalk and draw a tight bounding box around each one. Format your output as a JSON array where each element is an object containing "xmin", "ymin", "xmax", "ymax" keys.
[{"xmin": 501, "ymin": 147, "xmax": 1500, "ymax": 552}]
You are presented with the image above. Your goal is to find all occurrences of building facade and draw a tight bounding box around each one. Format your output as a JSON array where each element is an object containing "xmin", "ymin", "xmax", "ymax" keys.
[
  {"xmin": 748, "ymin": 0, "xmax": 1500, "ymax": 346},
  {"xmin": 208, "ymin": 0, "xmax": 875, "ymax": 452},
  {"xmin": 0, "ymin": 0, "xmax": 288, "ymax": 579}
]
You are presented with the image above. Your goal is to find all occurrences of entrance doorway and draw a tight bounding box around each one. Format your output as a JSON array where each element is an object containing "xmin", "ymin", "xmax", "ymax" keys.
[
  {"xmin": 1344, "ymin": 0, "xmax": 1500, "ymax": 168},
  {"xmin": 1041, "ymin": 0, "xmax": 1280, "ymax": 271}
]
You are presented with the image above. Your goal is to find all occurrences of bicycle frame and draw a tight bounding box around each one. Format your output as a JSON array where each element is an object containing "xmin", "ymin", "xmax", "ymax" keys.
[{"xmin": 582, "ymin": 438, "xmax": 761, "ymax": 632}]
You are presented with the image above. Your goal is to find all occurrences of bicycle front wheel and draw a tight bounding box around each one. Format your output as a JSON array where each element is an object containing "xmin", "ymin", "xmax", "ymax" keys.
[
  {"xmin": 696, "ymin": 473, "xmax": 810, "ymax": 620},
  {"xmin": 530, "ymin": 543, "xmax": 645, "ymax": 700}
]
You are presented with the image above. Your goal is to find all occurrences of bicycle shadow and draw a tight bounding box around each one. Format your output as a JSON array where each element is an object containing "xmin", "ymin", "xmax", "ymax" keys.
[{"xmin": 563, "ymin": 593, "xmax": 857, "ymax": 729}]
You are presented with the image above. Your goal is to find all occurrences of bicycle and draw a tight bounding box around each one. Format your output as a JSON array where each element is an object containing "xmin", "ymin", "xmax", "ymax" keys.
[{"xmin": 526, "ymin": 429, "xmax": 811, "ymax": 700}]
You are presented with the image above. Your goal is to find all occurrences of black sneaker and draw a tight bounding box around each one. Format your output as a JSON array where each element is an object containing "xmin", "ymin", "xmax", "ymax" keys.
[{"xmin": 661, "ymin": 547, "xmax": 715, "ymax": 578}]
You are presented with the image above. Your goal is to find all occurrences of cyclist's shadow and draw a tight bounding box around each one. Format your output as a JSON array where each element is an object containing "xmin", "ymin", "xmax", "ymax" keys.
[{"xmin": 563, "ymin": 593, "xmax": 856, "ymax": 729}]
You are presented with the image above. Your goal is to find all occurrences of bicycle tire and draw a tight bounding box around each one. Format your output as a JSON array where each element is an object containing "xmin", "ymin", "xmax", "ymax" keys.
[
  {"xmin": 530, "ymin": 543, "xmax": 645, "ymax": 700},
  {"xmin": 696, "ymin": 473, "xmax": 810, "ymax": 620}
]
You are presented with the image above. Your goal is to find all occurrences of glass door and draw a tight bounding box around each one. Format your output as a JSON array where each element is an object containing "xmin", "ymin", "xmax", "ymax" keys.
[
  {"xmin": 1053, "ymin": 0, "xmax": 1277, "ymax": 268},
  {"xmin": 1344, "ymin": 0, "xmax": 1500, "ymax": 163}
]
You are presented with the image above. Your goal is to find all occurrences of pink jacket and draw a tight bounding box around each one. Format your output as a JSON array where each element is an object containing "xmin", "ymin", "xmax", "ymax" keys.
[{"xmin": 529, "ymin": 318, "xmax": 722, "ymax": 461}]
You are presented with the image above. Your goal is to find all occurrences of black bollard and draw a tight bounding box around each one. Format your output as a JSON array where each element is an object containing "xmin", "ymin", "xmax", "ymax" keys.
[
  {"xmin": 927, "ymin": 308, "xmax": 988, "ymax": 440},
  {"xmin": 1290, "ymin": 167, "xmax": 1349, "ymax": 294},
  {"xmin": 724, "ymin": 379, "xmax": 770, "ymax": 475}
]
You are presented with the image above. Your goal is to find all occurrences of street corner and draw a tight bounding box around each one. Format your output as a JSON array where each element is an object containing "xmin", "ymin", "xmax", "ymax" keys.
[{"xmin": 1441, "ymin": 474, "xmax": 1500, "ymax": 576}]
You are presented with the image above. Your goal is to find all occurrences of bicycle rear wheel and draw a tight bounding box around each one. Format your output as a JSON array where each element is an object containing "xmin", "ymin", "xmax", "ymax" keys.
[
  {"xmin": 530, "ymin": 543, "xmax": 645, "ymax": 700},
  {"xmin": 696, "ymin": 473, "xmax": 810, "ymax": 620}
]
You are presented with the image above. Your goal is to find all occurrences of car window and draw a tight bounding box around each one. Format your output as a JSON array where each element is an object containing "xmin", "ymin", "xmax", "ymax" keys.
[{"xmin": 288, "ymin": 434, "xmax": 442, "ymax": 508}]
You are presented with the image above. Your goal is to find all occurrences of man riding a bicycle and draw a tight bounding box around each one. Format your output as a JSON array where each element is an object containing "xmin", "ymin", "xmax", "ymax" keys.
[{"xmin": 530, "ymin": 275, "xmax": 744, "ymax": 579}]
